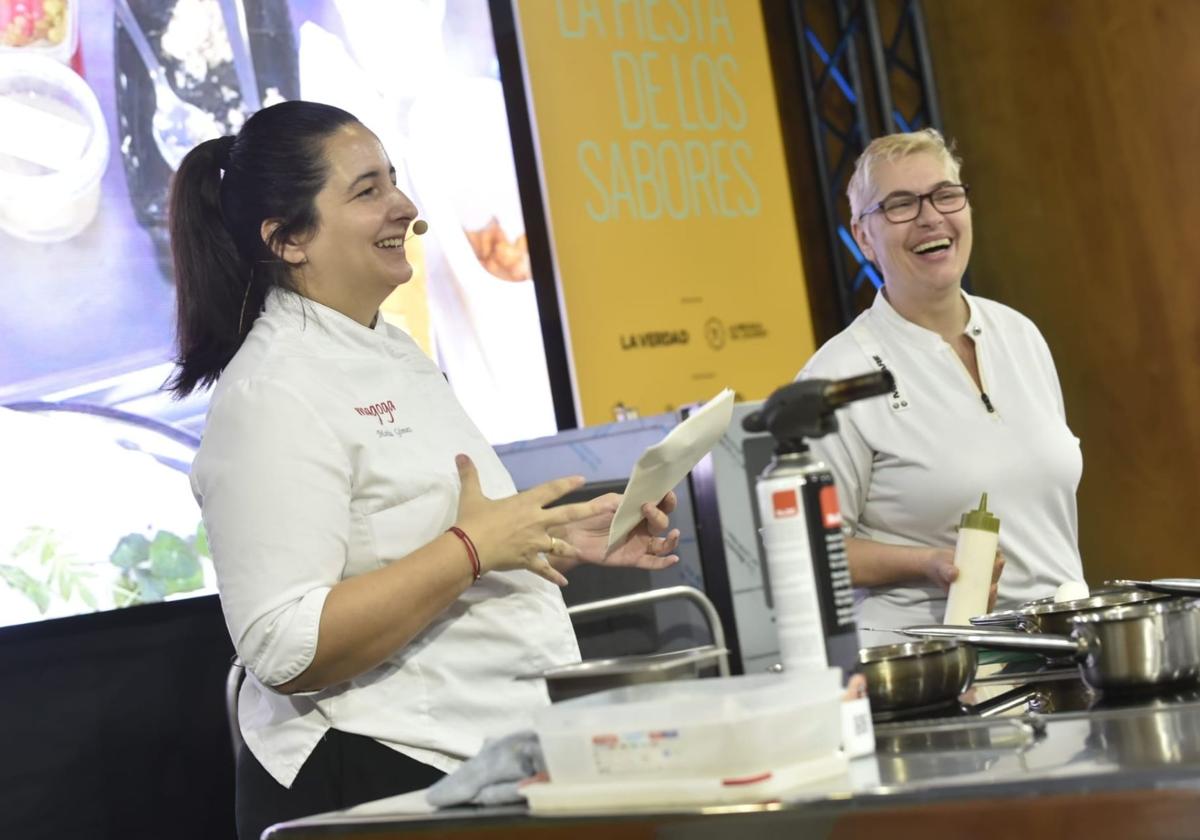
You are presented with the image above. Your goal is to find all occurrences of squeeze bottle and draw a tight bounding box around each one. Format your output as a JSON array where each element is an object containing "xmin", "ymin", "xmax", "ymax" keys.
[{"xmin": 943, "ymin": 493, "xmax": 1001, "ymax": 625}]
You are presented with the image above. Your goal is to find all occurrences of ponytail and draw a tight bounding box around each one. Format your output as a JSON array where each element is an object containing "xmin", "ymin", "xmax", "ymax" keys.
[
  {"xmin": 164, "ymin": 100, "xmax": 358, "ymax": 397},
  {"xmin": 166, "ymin": 136, "xmax": 253, "ymax": 397}
]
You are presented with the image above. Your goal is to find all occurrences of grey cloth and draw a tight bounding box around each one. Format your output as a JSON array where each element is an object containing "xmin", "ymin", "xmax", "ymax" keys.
[{"xmin": 425, "ymin": 730, "xmax": 546, "ymax": 808}]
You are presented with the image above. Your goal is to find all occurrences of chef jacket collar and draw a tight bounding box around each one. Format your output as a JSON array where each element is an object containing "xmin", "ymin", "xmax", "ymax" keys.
[
  {"xmin": 264, "ymin": 286, "xmax": 414, "ymax": 358},
  {"xmin": 870, "ymin": 287, "xmax": 984, "ymax": 350}
]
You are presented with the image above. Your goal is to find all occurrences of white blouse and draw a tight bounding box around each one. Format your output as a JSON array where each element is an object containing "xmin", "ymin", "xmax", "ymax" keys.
[{"xmin": 799, "ymin": 290, "xmax": 1083, "ymax": 645}]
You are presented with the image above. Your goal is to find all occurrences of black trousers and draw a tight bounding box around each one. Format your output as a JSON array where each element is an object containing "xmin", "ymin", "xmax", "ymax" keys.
[{"xmin": 236, "ymin": 730, "xmax": 445, "ymax": 840}]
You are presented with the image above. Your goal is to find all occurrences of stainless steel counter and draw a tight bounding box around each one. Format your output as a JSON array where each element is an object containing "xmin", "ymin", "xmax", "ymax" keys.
[{"xmin": 264, "ymin": 692, "xmax": 1200, "ymax": 839}]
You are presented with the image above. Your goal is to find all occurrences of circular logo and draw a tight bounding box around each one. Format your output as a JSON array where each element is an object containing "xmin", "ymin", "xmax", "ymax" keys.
[{"xmin": 704, "ymin": 317, "xmax": 726, "ymax": 350}]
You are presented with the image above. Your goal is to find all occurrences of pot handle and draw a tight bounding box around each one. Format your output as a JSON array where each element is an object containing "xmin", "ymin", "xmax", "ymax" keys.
[
  {"xmin": 1105, "ymin": 577, "xmax": 1200, "ymax": 594},
  {"xmin": 1141, "ymin": 578, "xmax": 1200, "ymax": 595},
  {"xmin": 973, "ymin": 685, "xmax": 1045, "ymax": 719},
  {"xmin": 969, "ymin": 610, "xmax": 1023, "ymax": 628},
  {"xmin": 898, "ymin": 624, "xmax": 1080, "ymax": 656}
]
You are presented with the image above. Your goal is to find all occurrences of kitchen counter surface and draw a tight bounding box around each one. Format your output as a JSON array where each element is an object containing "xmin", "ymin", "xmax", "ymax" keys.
[{"xmin": 262, "ymin": 694, "xmax": 1200, "ymax": 839}]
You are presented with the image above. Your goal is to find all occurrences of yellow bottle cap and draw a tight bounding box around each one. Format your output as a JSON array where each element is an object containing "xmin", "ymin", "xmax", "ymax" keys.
[{"xmin": 960, "ymin": 492, "xmax": 1000, "ymax": 533}]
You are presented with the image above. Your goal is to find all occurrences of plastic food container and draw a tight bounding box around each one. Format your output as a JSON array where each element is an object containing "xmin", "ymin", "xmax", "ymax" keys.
[
  {"xmin": 533, "ymin": 669, "xmax": 844, "ymax": 784},
  {"xmin": 0, "ymin": 52, "xmax": 107, "ymax": 242}
]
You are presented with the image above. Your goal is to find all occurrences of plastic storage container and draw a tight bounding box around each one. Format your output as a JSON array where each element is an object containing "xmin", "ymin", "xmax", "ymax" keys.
[
  {"xmin": 0, "ymin": 52, "xmax": 108, "ymax": 242},
  {"xmin": 533, "ymin": 670, "xmax": 844, "ymax": 784}
]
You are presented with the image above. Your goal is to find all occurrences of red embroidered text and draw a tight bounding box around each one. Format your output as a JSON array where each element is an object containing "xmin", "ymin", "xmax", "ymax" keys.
[{"xmin": 355, "ymin": 400, "xmax": 397, "ymax": 425}]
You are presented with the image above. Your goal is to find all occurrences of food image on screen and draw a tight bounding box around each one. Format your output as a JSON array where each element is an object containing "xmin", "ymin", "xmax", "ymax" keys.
[{"xmin": 464, "ymin": 217, "xmax": 530, "ymax": 282}]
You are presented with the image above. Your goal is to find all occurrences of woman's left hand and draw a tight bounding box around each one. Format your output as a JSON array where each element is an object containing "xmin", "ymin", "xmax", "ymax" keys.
[{"xmin": 550, "ymin": 491, "xmax": 681, "ymax": 574}]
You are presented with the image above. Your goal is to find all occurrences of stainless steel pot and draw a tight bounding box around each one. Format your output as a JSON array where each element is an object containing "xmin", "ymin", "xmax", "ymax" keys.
[
  {"xmin": 1070, "ymin": 598, "xmax": 1200, "ymax": 690},
  {"xmin": 905, "ymin": 598, "xmax": 1200, "ymax": 693},
  {"xmin": 1019, "ymin": 582, "xmax": 1152, "ymax": 609},
  {"xmin": 1019, "ymin": 590, "xmax": 1166, "ymax": 636},
  {"xmin": 519, "ymin": 645, "xmax": 727, "ymax": 703},
  {"xmin": 857, "ymin": 639, "xmax": 977, "ymax": 712},
  {"xmin": 971, "ymin": 588, "xmax": 1168, "ymax": 635}
]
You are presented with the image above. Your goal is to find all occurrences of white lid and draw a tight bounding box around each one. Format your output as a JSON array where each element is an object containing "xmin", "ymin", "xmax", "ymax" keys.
[
  {"xmin": 535, "ymin": 669, "xmax": 843, "ymax": 731},
  {"xmin": 0, "ymin": 53, "xmax": 108, "ymax": 194}
]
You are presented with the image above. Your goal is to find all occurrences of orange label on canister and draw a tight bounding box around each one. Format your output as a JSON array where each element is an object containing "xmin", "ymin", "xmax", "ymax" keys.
[
  {"xmin": 772, "ymin": 489, "xmax": 799, "ymax": 518},
  {"xmin": 819, "ymin": 485, "xmax": 842, "ymax": 529}
]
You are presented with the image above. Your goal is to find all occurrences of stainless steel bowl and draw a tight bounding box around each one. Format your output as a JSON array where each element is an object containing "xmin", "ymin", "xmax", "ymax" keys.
[
  {"xmin": 858, "ymin": 639, "xmax": 977, "ymax": 712},
  {"xmin": 521, "ymin": 645, "xmax": 727, "ymax": 703}
]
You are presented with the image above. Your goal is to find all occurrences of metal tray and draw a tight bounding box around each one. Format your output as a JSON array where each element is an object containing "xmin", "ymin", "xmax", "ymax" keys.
[{"xmin": 519, "ymin": 645, "xmax": 727, "ymax": 702}]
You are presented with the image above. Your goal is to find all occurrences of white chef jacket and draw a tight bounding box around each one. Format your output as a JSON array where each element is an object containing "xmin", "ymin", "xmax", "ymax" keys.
[
  {"xmin": 799, "ymin": 290, "xmax": 1083, "ymax": 645},
  {"xmin": 191, "ymin": 288, "xmax": 580, "ymax": 787}
]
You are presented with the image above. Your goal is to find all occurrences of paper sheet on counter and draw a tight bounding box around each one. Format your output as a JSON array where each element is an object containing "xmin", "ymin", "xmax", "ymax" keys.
[{"xmin": 606, "ymin": 388, "xmax": 735, "ymax": 549}]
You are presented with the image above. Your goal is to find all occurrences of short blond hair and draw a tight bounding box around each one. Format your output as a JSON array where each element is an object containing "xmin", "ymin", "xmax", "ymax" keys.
[{"xmin": 847, "ymin": 129, "xmax": 963, "ymax": 219}]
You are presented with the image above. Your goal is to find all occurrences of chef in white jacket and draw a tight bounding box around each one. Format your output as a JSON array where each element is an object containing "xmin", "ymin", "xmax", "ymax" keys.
[
  {"xmin": 799, "ymin": 129, "xmax": 1084, "ymax": 646},
  {"xmin": 167, "ymin": 101, "xmax": 680, "ymax": 840}
]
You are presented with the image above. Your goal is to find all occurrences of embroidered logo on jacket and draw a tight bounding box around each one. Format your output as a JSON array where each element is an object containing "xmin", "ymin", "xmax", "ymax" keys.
[{"xmin": 355, "ymin": 400, "xmax": 396, "ymax": 424}]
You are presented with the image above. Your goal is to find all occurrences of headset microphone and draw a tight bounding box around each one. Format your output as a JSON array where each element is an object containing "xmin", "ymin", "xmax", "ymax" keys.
[{"xmin": 406, "ymin": 219, "xmax": 429, "ymax": 240}]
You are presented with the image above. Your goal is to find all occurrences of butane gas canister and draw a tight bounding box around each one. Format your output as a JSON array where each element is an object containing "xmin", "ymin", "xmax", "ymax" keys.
[{"xmin": 756, "ymin": 449, "xmax": 857, "ymax": 674}]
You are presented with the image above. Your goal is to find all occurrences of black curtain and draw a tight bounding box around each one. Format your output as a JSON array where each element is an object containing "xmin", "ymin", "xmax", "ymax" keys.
[{"xmin": 0, "ymin": 596, "xmax": 236, "ymax": 840}]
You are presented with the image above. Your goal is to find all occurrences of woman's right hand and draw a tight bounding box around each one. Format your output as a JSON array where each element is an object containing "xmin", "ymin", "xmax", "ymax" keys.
[{"xmin": 452, "ymin": 454, "xmax": 604, "ymax": 587}]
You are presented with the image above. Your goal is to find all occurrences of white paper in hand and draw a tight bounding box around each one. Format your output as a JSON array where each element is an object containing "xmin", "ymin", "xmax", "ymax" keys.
[{"xmin": 606, "ymin": 389, "xmax": 736, "ymax": 549}]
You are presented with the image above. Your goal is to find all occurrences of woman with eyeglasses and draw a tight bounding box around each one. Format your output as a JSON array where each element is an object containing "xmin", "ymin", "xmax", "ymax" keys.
[{"xmin": 798, "ymin": 129, "xmax": 1083, "ymax": 644}]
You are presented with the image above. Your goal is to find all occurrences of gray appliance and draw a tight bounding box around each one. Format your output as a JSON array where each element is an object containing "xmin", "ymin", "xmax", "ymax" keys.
[
  {"xmin": 496, "ymin": 413, "xmax": 723, "ymax": 664},
  {"xmin": 499, "ymin": 400, "xmax": 861, "ymax": 676}
]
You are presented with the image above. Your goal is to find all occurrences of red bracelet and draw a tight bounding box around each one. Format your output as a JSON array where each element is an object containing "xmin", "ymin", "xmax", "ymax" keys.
[{"xmin": 447, "ymin": 526, "xmax": 481, "ymax": 581}]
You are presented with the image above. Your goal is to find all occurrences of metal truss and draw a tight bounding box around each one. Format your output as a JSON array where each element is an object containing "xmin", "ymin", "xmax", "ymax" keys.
[{"xmin": 790, "ymin": 0, "xmax": 945, "ymax": 325}]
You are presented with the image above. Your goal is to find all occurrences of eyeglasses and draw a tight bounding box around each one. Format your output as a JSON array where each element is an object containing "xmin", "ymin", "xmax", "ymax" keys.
[{"xmin": 859, "ymin": 184, "xmax": 970, "ymax": 223}]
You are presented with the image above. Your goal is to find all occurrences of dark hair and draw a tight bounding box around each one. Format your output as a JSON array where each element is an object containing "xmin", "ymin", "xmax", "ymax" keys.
[{"xmin": 166, "ymin": 100, "xmax": 359, "ymax": 397}]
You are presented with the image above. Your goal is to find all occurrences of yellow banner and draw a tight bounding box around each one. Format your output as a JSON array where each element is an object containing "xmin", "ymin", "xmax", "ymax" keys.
[{"xmin": 516, "ymin": 0, "xmax": 816, "ymax": 424}]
